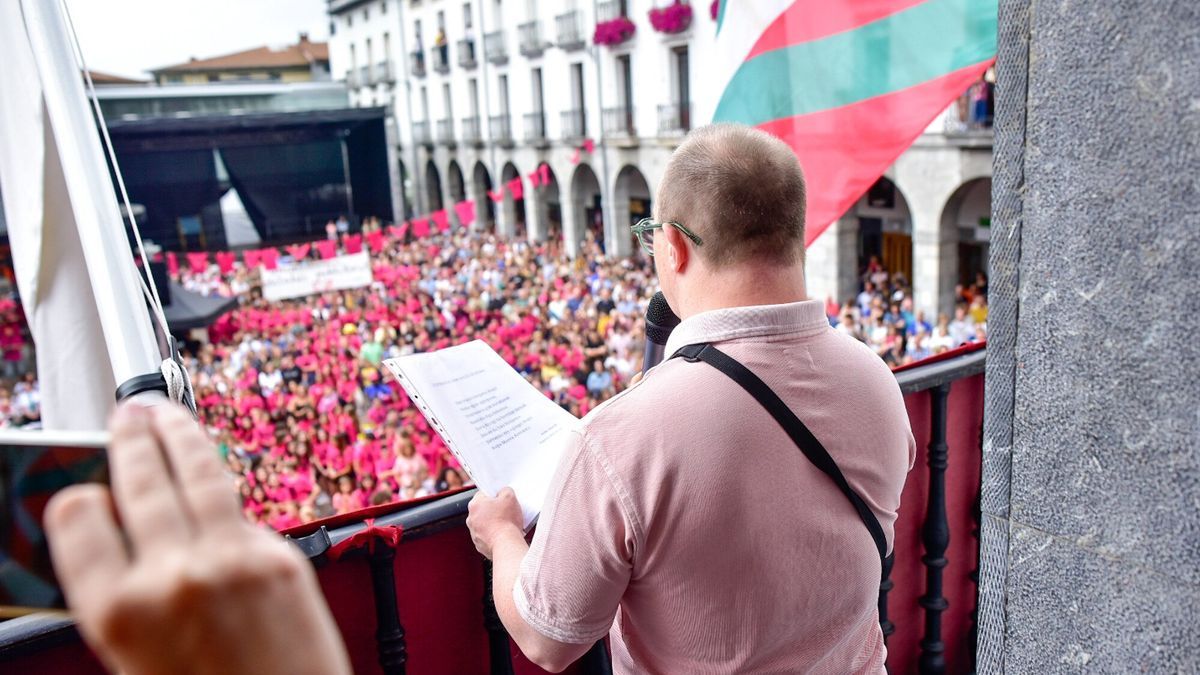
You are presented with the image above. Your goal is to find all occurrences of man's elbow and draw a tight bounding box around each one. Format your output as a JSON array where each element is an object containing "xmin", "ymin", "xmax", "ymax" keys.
[{"xmin": 526, "ymin": 648, "xmax": 572, "ymax": 674}]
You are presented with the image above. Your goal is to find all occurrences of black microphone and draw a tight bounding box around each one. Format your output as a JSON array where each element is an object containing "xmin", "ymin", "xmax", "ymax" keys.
[{"xmin": 642, "ymin": 291, "xmax": 681, "ymax": 374}]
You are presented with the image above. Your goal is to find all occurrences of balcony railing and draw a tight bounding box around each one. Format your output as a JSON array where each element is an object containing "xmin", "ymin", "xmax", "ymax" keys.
[
  {"xmin": 358, "ymin": 65, "xmax": 371, "ymax": 87},
  {"xmin": 597, "ymin": 0, "xmax": 626, "ymax": 22},
  {"xmin": 658, "ymin": 102, "xmax": 691, "ymax": 135},
  {"xmin": 344, "ymin": 70, "xmax": 359, "ymax": 88},
  {"xmin": 409, "ymin": 50, "xmax": 426, "ymax": 78},
  {"xmin": 602, "ymin": 105, "xmax": 636, "ymax": 138},
  {"xmin": 430, "ymin": 46, "xmax": 450, "ymax": 74},
  {"xmin": 457, "ymin": 38, "xmax": 477, "ymax": 69},
  {"xmin": 488, "ymin": 113, "xmax": 514, "ymax": 146},
  {"xmin": 412, "ymin": 120, "xmax": 431, "ymax": 145},
  {"xmin": 376, "ymin": 61, "xmax": 394, "ymax": 84},
  {"xmin": 518, "ymin": 21, "xmax": 547, "ymax": 57},
  {"xmin": 461, "ymin": 116, "xmax": 482, "ymax": 145},
  {"xmin": 0, "ymin": 346, "xmax": 988, "ymax": 674},
  {"xmin": 483, "ymin": 31, "xmax": 508, "ymax": 65},
  {"xmin": 556, "ymin": 11, "xmax": 586, "ymax": 50},
  {"xmin": 436, "ymin": 118, "xmax": 456, "ymax": 145},
  {"xmin": 523, "ymin": 111, "xmax": 547, "ymax": 144},
  {"xmin": 561, "ymin": 109, "xmax": 586, "ymax": 141}
]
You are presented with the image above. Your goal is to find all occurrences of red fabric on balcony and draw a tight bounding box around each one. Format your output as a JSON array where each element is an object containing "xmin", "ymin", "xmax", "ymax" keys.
[{"xmin": 885, "ymin": 372, "xmax": 984, "ymax": 673}]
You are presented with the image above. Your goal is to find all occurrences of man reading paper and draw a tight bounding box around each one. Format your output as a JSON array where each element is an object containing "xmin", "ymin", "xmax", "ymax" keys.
[
  {"xmin": 466, "ymin": 124, "xmax": 915, "ymax": 673},
  {"xmin": 42, "ymin": 124, "xmax": 913, "ymax": 675}
]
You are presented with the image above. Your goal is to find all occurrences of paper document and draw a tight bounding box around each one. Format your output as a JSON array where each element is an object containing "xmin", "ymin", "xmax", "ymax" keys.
[{"xmin": 383, "ymin": 340, "xmax": 579, "ymax": 529}]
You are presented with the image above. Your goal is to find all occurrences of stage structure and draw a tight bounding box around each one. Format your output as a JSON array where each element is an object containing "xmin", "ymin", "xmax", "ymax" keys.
[{"xmin": 106, "ymin": 107, "xmax": 400, "ymax": 251}]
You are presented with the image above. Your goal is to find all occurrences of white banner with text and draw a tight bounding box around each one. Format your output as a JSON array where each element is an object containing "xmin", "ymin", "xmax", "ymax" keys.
[{"xmin": 260, "ymin": 252, "xmax": 374, "ymax": 301}]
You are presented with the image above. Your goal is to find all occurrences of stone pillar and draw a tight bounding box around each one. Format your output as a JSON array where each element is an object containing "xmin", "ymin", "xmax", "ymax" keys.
[
  {"xmin": 978, "ymin": 2, "xmax": 1199, "ymax": 673},
  {"xmin": 561, "ymin": 188, "xmax": 582, "ymax": 258},
  {"xmin": 383, "ymin": 120, "xmax": 404, "ymax": 226},
  {"xmin": 495, "ymin": 198, "xmax": 511, "ymax": 238},
  {"xmin": 805, "ymin": 217, "xmax": 859, "ymax": 306},
  {"xmin": 527, "ymin": 186, "xmax": 548, "ymax": 243},
  {"xmin": 910, "ymin": 198, "xmax": 957, "ymax": 320}
]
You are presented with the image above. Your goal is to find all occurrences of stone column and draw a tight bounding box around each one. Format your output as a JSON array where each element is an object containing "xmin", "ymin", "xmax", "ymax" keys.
[
  {"xmin": 560, "ymin": 188, "xmax": 582, "ymax": 258},
  {"xmin": 978, "ymin": 2, "xmax": 1200, "ymax": 673},
  {"xmin": 383, "ymin": 119, "xmax": 404, "ymax": 226},
  {"xmin": 908, "ymin": 188, "xmax": 957, "ymax": 320}
]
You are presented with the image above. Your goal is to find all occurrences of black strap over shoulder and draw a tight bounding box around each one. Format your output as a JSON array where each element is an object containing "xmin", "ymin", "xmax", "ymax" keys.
[{"xmin": 672, "ymin": 342, "xmax": 890, "ymax": 566}]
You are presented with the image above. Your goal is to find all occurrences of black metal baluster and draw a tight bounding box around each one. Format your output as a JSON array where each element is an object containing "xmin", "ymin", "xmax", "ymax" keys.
[
  {"xmin": 918, "ymin": 383, "xmax": 951, "ymax": 675},
  {"xmin": 482, "ymin": 560, "xmax": 515, "ymax": 675},
  {"xmin": 368, "ymin": 545, "xmax": 408, "ymax": 675},
  {"xmin": 879, "ymin": 553, "xmax": 896, "ymax": 642}
]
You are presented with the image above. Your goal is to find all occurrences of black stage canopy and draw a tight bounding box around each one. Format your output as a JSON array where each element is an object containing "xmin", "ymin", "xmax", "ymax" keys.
[{"xmin": 106, "ymin": 108, "xmax": 392, "ymax": 250}]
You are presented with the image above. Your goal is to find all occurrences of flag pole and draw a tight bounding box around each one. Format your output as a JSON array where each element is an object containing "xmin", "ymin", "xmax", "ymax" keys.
[{"xmin": 10, "ymin": 1, "xmax": 162, "ymax": 419}]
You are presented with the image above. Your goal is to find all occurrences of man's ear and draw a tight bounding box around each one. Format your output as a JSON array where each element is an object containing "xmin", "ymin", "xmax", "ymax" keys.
[{"xmin": 662, "ymin": 225, "xmax": 689, "ymax": 274}]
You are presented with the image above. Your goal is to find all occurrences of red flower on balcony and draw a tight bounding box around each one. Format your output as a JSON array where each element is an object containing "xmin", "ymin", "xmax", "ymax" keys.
[
  {"xmin": 649, "ymin": 2, "xmax": 693, "ymax": 34},
  {"xmin": 594, "ymin": 16, "xmax": 637, "ymax": 46}
]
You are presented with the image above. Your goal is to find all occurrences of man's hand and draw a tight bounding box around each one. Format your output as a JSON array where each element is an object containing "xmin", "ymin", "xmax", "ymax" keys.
[
  {"xmin": 44, "ymin": 403, "xmax": 352, "ymax": 675},
  {"xmin": 466, "ymin": 487, "xmax": 524, "ymax": 559}
]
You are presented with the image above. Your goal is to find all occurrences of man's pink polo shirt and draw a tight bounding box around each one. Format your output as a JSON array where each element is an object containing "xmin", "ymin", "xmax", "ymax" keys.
[{"xmin": 516, "ymin": 300, "xmax": 915, "ymax": 674}]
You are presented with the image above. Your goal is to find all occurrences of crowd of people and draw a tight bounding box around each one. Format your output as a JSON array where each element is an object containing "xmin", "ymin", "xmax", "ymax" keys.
[
  {"xmin": 0, "ymin": 225, "xmax": 986, "ymax": 527},
  {"xmin": 827, "ymin": 255, "xmax": 988, "ymax": 368},
  {"xmin": 176, "ymin": 221, "xmax": 654, "ymax": 530}
]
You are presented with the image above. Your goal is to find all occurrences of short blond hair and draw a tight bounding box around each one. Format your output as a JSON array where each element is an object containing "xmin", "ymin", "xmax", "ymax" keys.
[{"xmin": 656, "ymin": 123, "xmax": 806, "ymax": 267}]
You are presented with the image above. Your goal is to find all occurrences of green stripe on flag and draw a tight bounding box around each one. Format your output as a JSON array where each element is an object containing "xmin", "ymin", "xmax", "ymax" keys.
[
  {"xmin": 715, "ymin": 0, "xmax": 996, "ymax": 126},
  {"xmin": 716, "ymin": 0, "xmax": 727, "ymax": 35}
]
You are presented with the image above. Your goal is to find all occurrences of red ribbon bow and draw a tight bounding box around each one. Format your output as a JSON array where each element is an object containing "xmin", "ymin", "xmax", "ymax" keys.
[
  {"xmin": 327, "ymin": 518, "xmax": 403, "ymax": 561},
  {"xmin": 286, "ymin": 243, "xmax": 311, "ymax": 260}
]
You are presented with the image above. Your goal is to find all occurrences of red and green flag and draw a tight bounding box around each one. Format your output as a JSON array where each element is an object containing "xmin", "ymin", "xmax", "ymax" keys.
[{"xmin": 710, "ymin": 0, "xmax": 997, "ymax": 245}]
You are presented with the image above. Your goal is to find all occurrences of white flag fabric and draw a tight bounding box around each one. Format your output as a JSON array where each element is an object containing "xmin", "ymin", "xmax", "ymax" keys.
[{"xmin": 0, "ymin": 1, "xmax": 160, "ymax": 429}]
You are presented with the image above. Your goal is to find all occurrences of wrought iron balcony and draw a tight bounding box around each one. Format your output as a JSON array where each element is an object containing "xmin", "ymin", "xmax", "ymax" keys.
[
  {"xmin": 657, "ymin": 102, "xmax": 691, "ymax": 135},
  {"xmin": 483, "ymin": 31, "xmax": 508, "ymax": 65},
  {"xmin": 523, "ymin": 111, "xmax": 548, "ymax": 145},
  {"xmin": 457, "ymin": 38, "xmax": 477, "ymax": 69},
  {"xmin": 561, "ymin": 109, "xmax": 586, "ymax": 141},
  {"xmin": 376, "ymin": 61, "xmax": 394, "ymax": 84},
  {"xmin": 488, "ymin": 113, "xmax": 514, "ymax": 147},
  {"xmin": 597, "ymin": 0, "xmax": 626, "ymax": 22},
  {"xmin": 461, "ymin": 116, "xmax": 482, "ymax": 145},
  {"xmin": 412, "ymin": 120, "xmax": 431, "ymax": 146},
  {"xmin": 0, "ymin": 345, "xmax": 989, "ymax": 674},
  {"xmin": 430, "ymin": 46, "xmax": 450, "ymax": 74},
  {"xmin": 436, "ymin": 118, "xmax": 456, "ymax": 146},
  {"xmin": 409, "ymin": 50, "xmax": 426, "ymax": 78},
  {"xmin": 518, "ymin": 21, "xmax": 547, "ymax": 57},
  {"xmin": 556, "ymin": 10, "xmax": 586, "ymax": 50},
  {"xmin": 602, "ymin": 105, "xmax": 636, "ymax": 138}
]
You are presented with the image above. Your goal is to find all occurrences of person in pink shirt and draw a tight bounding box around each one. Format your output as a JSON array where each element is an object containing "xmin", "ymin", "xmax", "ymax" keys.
[
  {"xmin": 331, "ymin": 475, "xmax": 362, "ymax": 515},
  {"xmin": 467, "ymin": 125, "xmax": 914, "ymax": 673}
]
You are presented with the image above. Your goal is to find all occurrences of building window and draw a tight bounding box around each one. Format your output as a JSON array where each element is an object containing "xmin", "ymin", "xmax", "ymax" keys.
[
  {"xmin": 381, "ymin": 0, "xmax": 388, "ymax": 13},
  {"xmin": 532, "ymin": 67, "xmax": 544, "ymax": 112},
  {"xmin": 364, "ymin": 8, "xmax": 369, "ymax": 22},
  {"xmin": 437, "ymin": 10, "xmax": 446, "ymax": 30},
  {"xmin": 463, "ymin": 2, "xmax": 472, "ymax": 29},
  {"xmin": 347, "ymin": 14, "xmax": 353, "ymax": 28},
  {"xmin": 208, "ymin": 73, "xmax": 220, "ymax": 83},
  {"xmin": 268, "ymin": 71, "xmax": 281, "ymax": 81}
]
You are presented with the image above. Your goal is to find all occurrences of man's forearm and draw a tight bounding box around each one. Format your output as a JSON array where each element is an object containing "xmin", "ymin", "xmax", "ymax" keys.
[{"xmin": 489, "ymin": 526, "xmax": 588, "ymax": 672}]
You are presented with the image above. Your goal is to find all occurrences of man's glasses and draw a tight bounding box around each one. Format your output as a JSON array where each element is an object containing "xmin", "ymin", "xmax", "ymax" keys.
[{"xmin": 630, "ymin": 218, "xmax": 704, "ymax": 256}]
